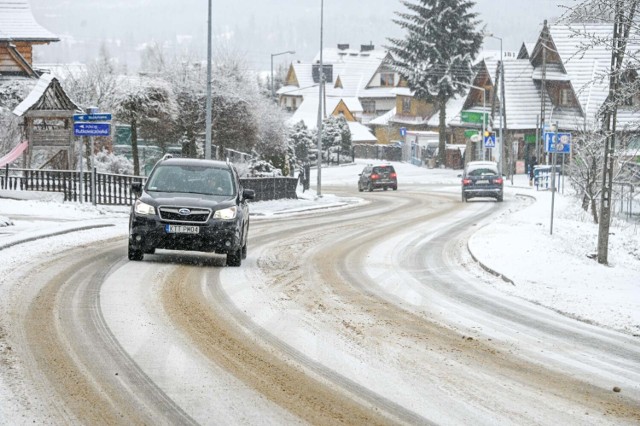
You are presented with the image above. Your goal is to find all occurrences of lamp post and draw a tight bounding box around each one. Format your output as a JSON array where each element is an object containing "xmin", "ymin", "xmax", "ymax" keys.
[
  {"xmin": 316, "ymin": 0, "xmax": 324, "ymax": 197},
  {"xmin": 457, "ymin": 82, "xmax": 486, "ymax": 161},
  {"xmin": 270, "ymin": 50, "xmax": 295, "ymax": 102},
  {"xmin": 550, "ymin": 122, "xmax": 558, "ymax": 235},
  {"xmin": 205, "ymin": 0, "xmax": 212, "ymax": 160},
  {"xmin": 486, "ymin": 34, "xmax": 504, "ymax": 175}
]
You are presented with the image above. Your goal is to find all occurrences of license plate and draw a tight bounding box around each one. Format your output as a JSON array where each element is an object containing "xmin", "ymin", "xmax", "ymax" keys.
[
  {"xmin": 165, "ymin": 224, "xmax": 200, "ymax": 234},
  {"xmin": 476, "ymin": 180, "xmax": 489, "ymax": 184}
]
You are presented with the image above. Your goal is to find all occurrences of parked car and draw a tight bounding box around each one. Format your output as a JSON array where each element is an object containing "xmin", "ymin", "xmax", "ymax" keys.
[
  {"xmin": 358, "ymin": 164, "xmax": 398, "ymax": 192},
  {"xmin": 461, "ymin": 161, "xmax": 503, "ymax": 202},
  {"xmin": 128, "ymin": 156, "xmax": 254, "ymax": 266}
]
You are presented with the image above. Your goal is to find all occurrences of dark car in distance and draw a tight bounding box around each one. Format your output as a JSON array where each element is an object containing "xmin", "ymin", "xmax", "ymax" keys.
[
  {"xmin": 461, "ymin": 161, "xmax": 504, "ymax": 202},
  {"xmin": 128, "ymin": 157, "xmax": 254, "ymax": 266},
  {"xmin": 358, "ymin": 164, "xmax": 398, "ymax": 192}
]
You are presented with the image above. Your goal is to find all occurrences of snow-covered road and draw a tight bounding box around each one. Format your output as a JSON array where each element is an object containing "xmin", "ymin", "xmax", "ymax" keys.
[{"xmin": 1, "ymin": 172, "xmax": 639, "ymax": 424}]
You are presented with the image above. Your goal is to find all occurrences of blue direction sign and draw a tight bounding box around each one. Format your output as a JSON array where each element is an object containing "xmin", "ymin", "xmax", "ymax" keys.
[
  {"xmin": 73, "ymin": 113, "xmax": 112, "ymax": 122},
  {"xmin": 484, "ymin": 134, "xmax": 496, "ymax": 148},
  {"xmin": 74, "ymin": 123, "xmax": 111, "ymax": 137},
  {"xmin": 544, "ymin": 132, "xmax": 571, "ymax": 153},
  {"xmin": 399, "ymin": 127, "xmax": 407, "ymax": 137}
]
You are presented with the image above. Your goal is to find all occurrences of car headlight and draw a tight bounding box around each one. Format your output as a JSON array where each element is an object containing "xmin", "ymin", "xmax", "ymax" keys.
[
  {"xmin": 213, "ymin": 206, "xmax": 237, "ymax": 219},
  {"xmin": 134, "ymin": 200, "xmax": 156, "ymax": 215}
]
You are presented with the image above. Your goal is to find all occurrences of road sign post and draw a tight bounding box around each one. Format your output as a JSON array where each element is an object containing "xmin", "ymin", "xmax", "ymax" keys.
[{"xmin": 74, "ymin": 109, "xmax": 112, "ymax": 205}]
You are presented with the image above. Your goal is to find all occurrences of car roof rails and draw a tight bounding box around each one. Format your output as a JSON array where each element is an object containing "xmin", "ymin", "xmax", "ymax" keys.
[{"xmin": 161, "ymin": 153, "xmax": 173, "ymax": 161}]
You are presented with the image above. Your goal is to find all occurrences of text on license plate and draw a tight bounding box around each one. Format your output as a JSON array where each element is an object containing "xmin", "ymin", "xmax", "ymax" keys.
[
  {"xmin": 476, "ymin": 179, "xmax": 489, "ymax": 184},
  {"xmin": 165, "ymin": 224, "xmax": 200, "ymax": 234}
]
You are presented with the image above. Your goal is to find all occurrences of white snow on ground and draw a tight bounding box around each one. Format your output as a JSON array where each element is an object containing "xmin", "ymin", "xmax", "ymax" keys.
[{"xmin": 0, "ymin": 160, "xmax": 638, "ymax": 336}]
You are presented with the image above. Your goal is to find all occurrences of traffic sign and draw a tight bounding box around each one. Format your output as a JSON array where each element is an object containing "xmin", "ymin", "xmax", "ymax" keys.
[
  {"xmin": 544, "ymin": 132, "xmax": 571, "ymax": 153},
  {"xmin": 74, "ymin": 123, "xmax": 111, "ymax": 137},
  {"xmin": 484, "ymin": 134, "xmax": 496, "ymax": 148},
  {"xmin": 399, "ymin": 127, "xmax": 407, "ymax": 137},
  {"xmin": 73, "ymin": 113, "xmax": 112, "ymax": 122}
]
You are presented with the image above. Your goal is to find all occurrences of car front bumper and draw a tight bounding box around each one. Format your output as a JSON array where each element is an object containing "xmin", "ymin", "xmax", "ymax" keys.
[{"xmin": 129, "ymin": 215, "xmax": 243, "ymax": 254}]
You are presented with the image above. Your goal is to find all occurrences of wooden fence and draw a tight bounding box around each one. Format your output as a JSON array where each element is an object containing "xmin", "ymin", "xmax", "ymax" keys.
[{"xmin": 1, "ymin": 166, "xmax": 298, "ymax": 205}]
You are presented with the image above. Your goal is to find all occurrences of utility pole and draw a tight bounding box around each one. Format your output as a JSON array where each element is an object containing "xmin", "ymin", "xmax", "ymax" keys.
[
  {"xmin": 540, "ymin": 20, "xmax": 548, "ymax": 165},
  {"xmin": 316, "ymin": 0, "xmax": 324, "ymax": 197},
  {"xmin": 205, "ymin": 0, "xmax": 213, "ymax": 160},
  {"xmin": 597, "ymin": 2, "xmax": 637, "ymax": 264}
]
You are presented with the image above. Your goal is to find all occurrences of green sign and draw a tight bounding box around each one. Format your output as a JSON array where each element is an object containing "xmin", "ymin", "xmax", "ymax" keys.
[
  {"xmin": 464, "ymin": 130, "xmax": 479, "ymax": 139},
  {"xmin": 525, "ymin": 134, "xmax": 537, "ymax": 143},
  {"xmin": 461, "ymin": 110, "xmax": 488, "ymax": 125}
]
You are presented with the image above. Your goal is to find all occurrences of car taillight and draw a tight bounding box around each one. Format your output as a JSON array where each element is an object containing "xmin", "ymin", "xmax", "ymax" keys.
[
  {"xmin": 462, "ymin": 178, "xmax": 472, "ymax": 185},
  {"xmin": 370, "ymin": 173, "xmax": 379, "ymax": 180},
  {"xmin": 390, "ymin": 172, "xmax": 397, "ymax": 178},
  {"xmin": 495, "ymin": 177, "xmax": 503, "ymax": 185}
]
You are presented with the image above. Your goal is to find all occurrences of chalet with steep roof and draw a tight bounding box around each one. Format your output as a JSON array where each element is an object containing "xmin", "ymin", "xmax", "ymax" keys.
[
  {"xmin": 0, "ymin": 0, "xmax": 59, "ymax": 77},
  {"xmin": 278, "ymin": 43, "xmax": 402, "ymax": 143},
  {"xmin": 0, "ymin": 0, "xmax": 82, "ymax": 170}
]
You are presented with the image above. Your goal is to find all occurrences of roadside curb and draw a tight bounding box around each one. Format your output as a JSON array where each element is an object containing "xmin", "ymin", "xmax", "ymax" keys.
[
  {"xmin": 466, "ymin": 236, "xmax": 515, "ymax": 286},
  {"xmin": 0, "ymin": 223, "xmax": 115, "ymax": 251}
]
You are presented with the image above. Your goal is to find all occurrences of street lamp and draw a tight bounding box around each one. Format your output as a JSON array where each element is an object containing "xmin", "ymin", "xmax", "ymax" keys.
[
  {"xmin": 316, "ymin": 0, "xmax": 324, "ymax": 197},
  {"xmin": 457, "ymin": 81, "xmax": 486, "ymax": 161},
  {"xmin": 486, "ymin": 33, "xmax": 504, "ymax": 175},
  {"xmin": 270, "ymin": 50, "xmax": 295, "ymax": 102},
  {"xmin": 205, "ymin": 0, "xmax": 212, "ymax": 160}
]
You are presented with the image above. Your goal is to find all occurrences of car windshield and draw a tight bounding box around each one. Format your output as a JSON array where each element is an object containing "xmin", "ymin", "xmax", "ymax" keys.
[{"xmin": 146, "ymin": 165, "xmax": 235, "ymax": 196}]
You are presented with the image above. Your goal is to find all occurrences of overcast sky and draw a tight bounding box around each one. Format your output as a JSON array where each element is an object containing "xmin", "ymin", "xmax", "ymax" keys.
[{"xmin": 29, "ymin": 0, "xmax": 575, "ymax": 71}]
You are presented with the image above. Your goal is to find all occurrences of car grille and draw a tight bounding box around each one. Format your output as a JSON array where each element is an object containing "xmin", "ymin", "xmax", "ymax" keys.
[{"xmin": 159, "ymin": 206, "xmax": 211, "ymax": 223}]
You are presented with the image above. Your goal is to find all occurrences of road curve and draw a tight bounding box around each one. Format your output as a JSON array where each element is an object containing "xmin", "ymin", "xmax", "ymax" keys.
[{"xmin": 0, "ymin": 183, "xmax": 638, "ymax": 425}]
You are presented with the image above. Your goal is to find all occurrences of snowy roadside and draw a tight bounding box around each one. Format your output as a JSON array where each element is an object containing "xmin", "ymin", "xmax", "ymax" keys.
[{"xmin": 1, "ymin": 160, "xmax": 638, "ymax": 337}]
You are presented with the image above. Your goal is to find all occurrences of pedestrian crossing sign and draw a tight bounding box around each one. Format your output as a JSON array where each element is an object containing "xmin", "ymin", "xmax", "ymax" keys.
[{"xmin": 484, "ymin": 134, "xmax": 496, "ymax": 148}]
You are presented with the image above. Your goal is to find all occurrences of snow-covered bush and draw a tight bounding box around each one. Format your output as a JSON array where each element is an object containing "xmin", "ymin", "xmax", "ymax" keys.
[{"xmin": 93, "ymin": 148, "xmax": 134, "ymax": 175}]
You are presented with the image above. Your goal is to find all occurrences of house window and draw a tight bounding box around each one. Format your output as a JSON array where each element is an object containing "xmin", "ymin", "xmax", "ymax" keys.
[
  {"xmin": 402, "ymin": 97, "xmax": 411, "ymax": 113},
  {"xmin": 362, "ymin": 100, "xmax": 376, "ymax": 114},
  {"xmin": 560, "ymin": 89, "xmax": 572, "ymax": 106},
  {"xmin": 380, "ymin": 72, "xmax": 395, "ymax": 87}
]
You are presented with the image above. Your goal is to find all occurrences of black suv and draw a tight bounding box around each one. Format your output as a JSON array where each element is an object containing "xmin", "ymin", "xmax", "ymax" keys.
[
  {"xmin": 128, "ymin": 157, "xmax": 255, "ymax": 266},
  {"xmin": 358, "ymin": 164, "xmax": 398, "ymax": 191},
  {"xmin": 461, "ymin": 161, "xmax": 503, "ymax": 202}
]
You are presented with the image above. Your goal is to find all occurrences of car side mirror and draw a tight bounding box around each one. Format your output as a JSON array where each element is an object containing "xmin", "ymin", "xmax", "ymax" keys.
[
  {"xmin": 131, "ymin": 181, "xmax": 142, "ymax": 197},
  {"xmin": 243, "ymin": 188, "xmax": 255, "ymax": 200}
]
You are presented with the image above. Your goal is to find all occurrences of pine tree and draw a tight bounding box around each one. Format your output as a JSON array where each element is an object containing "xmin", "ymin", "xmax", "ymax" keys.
[{"xmin": 387, "ymin": 0, "xmax": 484, "ymax": 166}]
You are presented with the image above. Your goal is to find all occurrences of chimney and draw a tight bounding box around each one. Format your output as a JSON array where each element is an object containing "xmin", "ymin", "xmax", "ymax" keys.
[
  {"xmin": 338, "ymin": 43, "xmax": 349, "ymax": 50},
  {"xmin": 361, "ymin": 43, "xmax": 374, "ymax": 52}
]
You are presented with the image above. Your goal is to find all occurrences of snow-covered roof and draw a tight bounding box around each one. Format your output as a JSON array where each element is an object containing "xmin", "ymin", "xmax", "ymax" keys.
[
  {"xmin": 281, "ymin": 47, "xmax": 395, "ymax": 101},
  {"xmin": 0, "ymin": 0, "xmax": 59, "ymax": 42},
  {"xmin": 347, "ymin": 121, "xmax": 377, "ymax": 143},
  {"xmin": 429, "ymin": 90, "xmax": 469, "ymax": 127},
  {"xmin": 286, "ymin": 96, "xmax": 376, "ymax": 143},
  {"xmin": 368, "ymin": 107, "xmax": 396, "ymax": 126},
  {"xmin": 13, "ymin": 72, "xmax": 80, "ymax": 116}
]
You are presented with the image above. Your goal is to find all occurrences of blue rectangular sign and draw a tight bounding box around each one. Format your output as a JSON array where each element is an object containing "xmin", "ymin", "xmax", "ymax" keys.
[
  {"xmin": 74, "ymin": 123, "xmax": 111, "ymax": 137},
  {"xmin": 544, "ymin": 132, "xmax": 571, "ymax": 153},
  {"xmin": 73, "ymin": 113, "xmax": 112, "ymax": 122}
]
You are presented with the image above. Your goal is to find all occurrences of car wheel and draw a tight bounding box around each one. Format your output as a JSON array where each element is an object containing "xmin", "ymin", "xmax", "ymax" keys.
[
  {"xmin": 358, "ymin": 183, "xmax": 363, "ymax": 192},
  {"xmin": 227, "ymin": 248, "xmax": 242, "ymax": 267},
  {"xmin": 241, "ymin": 243, "xmax": 247, "ymax": 259},
  {"xmin": 392, "ymin": 185, "xmax": 397, "ymax": 191},
  {"xmin": 368, "ymin": 183, "xmax": 373, "ymax": 192},
  {"xmin": 128, "ymin": 242, "xmax": 144, "ymax": 261},
  {"xmin": 383, "ymin": 186, "xmax": 388, "ymax": 191},
  {"xmin": 462, "ymin": 193, "xmax": 467, "ymax": 202},
  {"xmin": 497, "ymin": 195, "xmax": 504, "ymax": 202}
]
